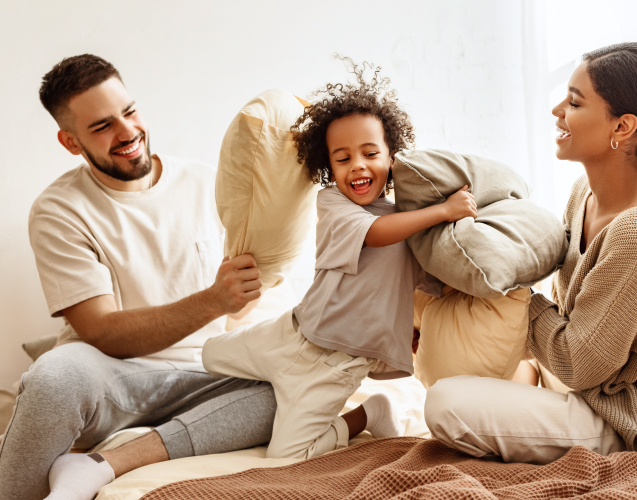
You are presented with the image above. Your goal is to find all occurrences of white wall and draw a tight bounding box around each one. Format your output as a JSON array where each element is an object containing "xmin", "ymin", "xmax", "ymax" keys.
[{"xmin": 0, "ymin": 0, "xmax": 634, "ymax": 388}]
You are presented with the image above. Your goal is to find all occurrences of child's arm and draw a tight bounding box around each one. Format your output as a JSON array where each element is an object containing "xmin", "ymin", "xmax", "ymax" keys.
[{"xmin": 365, "ymin": 186, "xmax": 477, "ymax": 248}]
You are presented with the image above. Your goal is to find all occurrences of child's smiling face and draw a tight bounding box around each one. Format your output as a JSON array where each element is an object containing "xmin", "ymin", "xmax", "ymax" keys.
[{"xmin": 326, "ymin": 113, "xmax": 392, "ymax": 206}]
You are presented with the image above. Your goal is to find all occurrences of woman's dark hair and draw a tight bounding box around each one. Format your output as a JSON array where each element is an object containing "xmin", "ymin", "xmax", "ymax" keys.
[
  {"xmin": 291, "ymin": 56, "xmax": 415, "ymax": 192},
  {"xmin": 583, "ymin": 43, "xmax": 637, "ymax": 120}
]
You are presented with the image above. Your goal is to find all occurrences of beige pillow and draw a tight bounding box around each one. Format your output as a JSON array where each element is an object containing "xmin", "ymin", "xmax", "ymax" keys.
[
  {"xmin": 413, "ymin": 286, "xmax": 530, "ymax": 388},
  {"xmin": 394, "ymin": 149, "xmax": 568, "ymax": 298},
  {"xmin": 216, "ymin": 89, "xmax": 319, "ymax": 290}
]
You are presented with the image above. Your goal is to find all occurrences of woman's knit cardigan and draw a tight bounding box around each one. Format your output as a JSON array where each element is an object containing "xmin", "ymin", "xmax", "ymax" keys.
[{"xmin": 529, "ymin": 175, "xmax": 637, "ymax": 450}]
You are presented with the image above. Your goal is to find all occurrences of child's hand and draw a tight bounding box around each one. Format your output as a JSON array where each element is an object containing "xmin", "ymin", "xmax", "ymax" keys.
[{"xmin": 442, "ymin": 185, "xmax": 477, "ymax": 222}]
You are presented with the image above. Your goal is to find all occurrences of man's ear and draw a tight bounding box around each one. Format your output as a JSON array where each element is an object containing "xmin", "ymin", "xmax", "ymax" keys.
[{"xmin": 57, "ymin": 130, "xmax": 83, "ymax": 155}]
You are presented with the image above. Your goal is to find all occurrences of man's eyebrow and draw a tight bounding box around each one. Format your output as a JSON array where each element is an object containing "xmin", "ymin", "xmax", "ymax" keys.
[
  {"xmin": 87, "ymin": 101, "xmax": 136, "ymax": 129},
  {"xmin": 330, "ymin": 143, "xmax": 380, "ymax": 155},
  {"xmin": 569, "ymin": 86, "xmax": 585, "ymax": 98}
]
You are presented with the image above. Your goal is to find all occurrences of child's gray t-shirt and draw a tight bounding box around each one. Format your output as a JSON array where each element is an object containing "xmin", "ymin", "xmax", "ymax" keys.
[{"xmin": 294, "ymin": 186, "xmax": 418, "ymax": 379}]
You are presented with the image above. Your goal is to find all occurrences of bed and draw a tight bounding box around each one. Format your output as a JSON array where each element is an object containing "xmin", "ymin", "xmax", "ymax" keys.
[
  {"xmin": 95, "ymin": 375, "xmax": 429, "ymax": 500},
  {"xmin": 94, "ymin": 371, "xmax": 637, "ymax": 500}
]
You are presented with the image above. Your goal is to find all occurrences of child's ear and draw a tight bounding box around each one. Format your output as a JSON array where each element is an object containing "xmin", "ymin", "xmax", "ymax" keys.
[{"xmin": 389, "ymin": 150, "xmax": 397, "ymax": 165}]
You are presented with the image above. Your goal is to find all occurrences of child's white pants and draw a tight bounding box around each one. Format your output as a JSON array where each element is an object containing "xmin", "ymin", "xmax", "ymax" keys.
[{"xmin": 202, "ymin": 309, "xmax": 377, "ymax": 459}]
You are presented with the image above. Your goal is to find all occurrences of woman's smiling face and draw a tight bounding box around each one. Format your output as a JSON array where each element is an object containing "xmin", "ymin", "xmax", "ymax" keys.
[{"xmin": 552, "ymin": 62, "xmax": 617, "ymax": 163}]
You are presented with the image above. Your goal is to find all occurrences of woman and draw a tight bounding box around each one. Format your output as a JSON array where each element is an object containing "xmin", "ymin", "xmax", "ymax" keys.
[{"xmin": 424, "ymin": 42, "xmax": 637, "ymax": 465}]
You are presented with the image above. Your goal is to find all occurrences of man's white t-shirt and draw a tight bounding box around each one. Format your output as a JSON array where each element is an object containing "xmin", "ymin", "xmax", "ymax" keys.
[{"xmin": 28, "ymin": 154, "xmax": 226, "ymax": 362}]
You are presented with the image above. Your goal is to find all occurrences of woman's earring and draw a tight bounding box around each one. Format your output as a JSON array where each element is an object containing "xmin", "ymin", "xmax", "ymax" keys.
[{"xmin": 611, "ymin": 138, "xmax": 619, "ymax": 149}]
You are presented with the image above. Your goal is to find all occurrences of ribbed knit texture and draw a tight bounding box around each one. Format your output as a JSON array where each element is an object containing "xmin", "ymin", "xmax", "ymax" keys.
[{"xmin": 528, "ymin": 175, "xmax": 637, "ymax": 451}]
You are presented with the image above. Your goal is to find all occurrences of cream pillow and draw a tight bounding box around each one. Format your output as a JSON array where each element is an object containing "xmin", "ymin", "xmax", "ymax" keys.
[
  {"xmin": 394, "ymin": 149, "xmax": 568, "ymax": 297},
  {"xmin": 413, "ymin": 286, "xmax": 530, "ymax": 388},
  {"xmin": 216, "ymin": 89, "xmax": 318, "ymax": 290}
]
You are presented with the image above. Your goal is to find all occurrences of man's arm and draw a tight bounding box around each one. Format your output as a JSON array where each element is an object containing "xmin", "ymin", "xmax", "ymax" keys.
[{"xmin": 62, "ymin": 254, "xmax": 261, "ymax": 359}]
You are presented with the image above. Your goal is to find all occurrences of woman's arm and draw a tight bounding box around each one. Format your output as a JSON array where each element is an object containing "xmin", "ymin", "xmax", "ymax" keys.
[
  {"xmin": 365, "ymin": 186, "xmax": 477, "ymax": 247},
  {"xmin": 528, "ymin": 214, "xmax": 637, "ymax": 390}
]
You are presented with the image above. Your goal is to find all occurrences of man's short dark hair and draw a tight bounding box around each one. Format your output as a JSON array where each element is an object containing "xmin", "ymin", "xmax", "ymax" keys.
[{"xmin": 39, "ymin": 54, "xmax": 123, "ymax": 129}]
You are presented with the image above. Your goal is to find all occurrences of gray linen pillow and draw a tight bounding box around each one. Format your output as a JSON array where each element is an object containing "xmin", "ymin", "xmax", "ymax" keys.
[{"xmin": 394, "ymin": 149, "xmax": 568, "ymax": 297}]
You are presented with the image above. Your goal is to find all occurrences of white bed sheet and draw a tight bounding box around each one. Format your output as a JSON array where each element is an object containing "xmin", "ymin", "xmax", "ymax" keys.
[{"xmin": 96, "ymin": 375, "xmax": 428, "ymax": 500}]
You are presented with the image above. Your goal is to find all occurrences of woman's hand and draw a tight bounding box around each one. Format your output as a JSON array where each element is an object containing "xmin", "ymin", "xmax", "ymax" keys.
[{"xmin": 442, "ymin": 185, "xmax": 478, "ymax": 222}]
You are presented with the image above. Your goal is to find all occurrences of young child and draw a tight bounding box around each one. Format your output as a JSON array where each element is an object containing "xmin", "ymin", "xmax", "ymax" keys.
[{"xmin": 202, "ymin": 61, "xmax": 477, "ymax": 459}]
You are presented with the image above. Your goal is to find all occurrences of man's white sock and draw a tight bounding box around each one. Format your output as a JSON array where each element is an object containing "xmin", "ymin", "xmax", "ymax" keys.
[
  {"xmin": 362, "ymin": 393, "xmax": 401, "ymax": 438},
  {"xmin": 46, "ymin": 452, "xmax": 115, "ymax": 500}
]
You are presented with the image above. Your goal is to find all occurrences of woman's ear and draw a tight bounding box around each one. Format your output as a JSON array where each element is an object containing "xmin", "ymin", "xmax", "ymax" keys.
[{"xmin": 614, "ymin": 114, "xmax": 637, "ymax": 143}]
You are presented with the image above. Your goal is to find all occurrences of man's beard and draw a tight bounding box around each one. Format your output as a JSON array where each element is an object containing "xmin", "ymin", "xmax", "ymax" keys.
[{"xmin": 80, "ymin": 133, "xmax": 152, "ymax": 182}]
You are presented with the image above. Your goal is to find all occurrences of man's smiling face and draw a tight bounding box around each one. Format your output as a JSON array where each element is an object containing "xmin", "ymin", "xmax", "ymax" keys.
[{"xmin": 62, "ymin": 77, "xmax": 152, "ymax": 183}]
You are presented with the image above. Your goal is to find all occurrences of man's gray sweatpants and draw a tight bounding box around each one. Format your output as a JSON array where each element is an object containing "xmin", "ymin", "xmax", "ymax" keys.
[{"xmin": 0, "ymin": 342, "xmax": 277, "ymax": 500}]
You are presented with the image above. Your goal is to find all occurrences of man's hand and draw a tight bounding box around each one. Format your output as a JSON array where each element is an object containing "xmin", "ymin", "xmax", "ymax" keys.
[
  {"xmin": 62, "ymin": 254, "xmax": 263, "ymax": 359},
  {"xmin": 208, "ymin": 254, "xmax": 262, "ymax": 314}
]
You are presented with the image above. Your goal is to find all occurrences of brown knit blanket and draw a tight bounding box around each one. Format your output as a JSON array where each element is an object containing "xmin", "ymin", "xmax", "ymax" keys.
[{"xmin": 141, "ymin": 437, "xmax": 637, "ymax": 499}]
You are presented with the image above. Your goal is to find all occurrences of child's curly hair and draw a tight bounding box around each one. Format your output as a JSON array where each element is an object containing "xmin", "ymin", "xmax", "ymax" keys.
[{"xmin": 291, "ymin": 56, "xmax": 416, "ymax": 193}]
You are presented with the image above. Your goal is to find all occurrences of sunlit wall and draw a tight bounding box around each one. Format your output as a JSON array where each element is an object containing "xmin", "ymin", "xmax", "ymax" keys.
[{"xmin": 0, "ymin": 0, "xmax": 635, "ymax": 387}]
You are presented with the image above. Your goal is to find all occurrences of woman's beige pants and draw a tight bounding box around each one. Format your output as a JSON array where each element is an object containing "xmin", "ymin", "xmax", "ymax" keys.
[{"xmin": 425, "ymin": 375, "xmax": 626, "ymax": 464}]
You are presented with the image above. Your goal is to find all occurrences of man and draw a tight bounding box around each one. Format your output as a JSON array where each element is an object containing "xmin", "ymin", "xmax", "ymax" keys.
[{"xmin": 0, "ymin": 54, "xmax": 277, "ymax": 500}]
